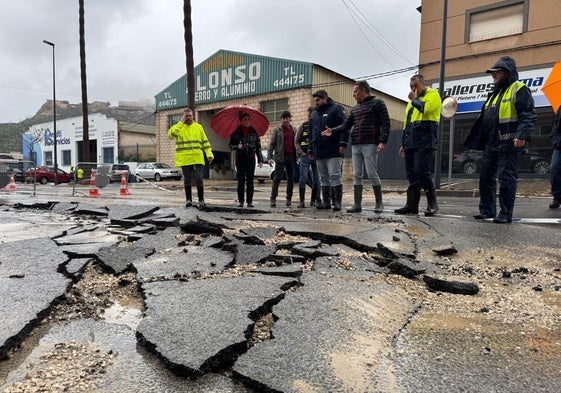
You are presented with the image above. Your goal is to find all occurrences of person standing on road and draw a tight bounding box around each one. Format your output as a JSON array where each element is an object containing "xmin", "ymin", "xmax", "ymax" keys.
[
  {"xmin": 395, "ymin": 74, "xmax": 442, "ymax": 216},
  {"xmin": 295, "ymin": 107, "xmax": 321, "ymax": 208},
  {"xmin": 548, "ymin": 105, "xmax": 561, "ymax": 209},
  {"xmin": 229, "ymin": 112, "xmax": 264, "ymax": 208},
  {"xmin": 168, "ymin": 108, "xmax": 214, "ymax": 209},
  {"xmin": 325, "ymin": 80, "xmax": 390, "ymax": 213},
  {"xmin": 268, "ymin": 111, "xmax": 297, "ymax": 207},
  {"xmin": 464, "ymin": 56, "xmax": 537, "ymax": 223},
  {"xmin": 309, "ymin": 90, "xmax": 347, "ymax": 211},
  {"xmin": 77, "ymin": 166, "xmax": 84, "ymax": 183}
]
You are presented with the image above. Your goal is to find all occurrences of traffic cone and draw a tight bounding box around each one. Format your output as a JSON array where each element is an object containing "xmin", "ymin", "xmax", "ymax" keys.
[
  {"xmin": 88, "ymin": 169, "xmax": 99, "ymax": 198},
  {"xmin": 8, "ymin": 173, "xmax": 16, "ymax": 192},
  {"xmin": 118, "ymin": 172, "xmax": 130, "ymax": 196}
]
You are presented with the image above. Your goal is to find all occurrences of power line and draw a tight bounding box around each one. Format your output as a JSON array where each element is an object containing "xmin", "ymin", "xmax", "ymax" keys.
[{"xmin": 340, "ymin": 0, "xmax": 416, "ymax": 68}]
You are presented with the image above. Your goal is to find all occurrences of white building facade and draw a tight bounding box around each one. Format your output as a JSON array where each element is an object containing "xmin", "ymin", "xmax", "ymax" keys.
[{"xmin": 23, "ymin": 113, "xmax": 119, "ymax": 171}]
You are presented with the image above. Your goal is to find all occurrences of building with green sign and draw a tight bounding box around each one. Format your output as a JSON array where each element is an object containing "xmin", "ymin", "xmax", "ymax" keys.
[{"xmin": 154, "ymin": 49, "xmax": 406, "ymax": 179}]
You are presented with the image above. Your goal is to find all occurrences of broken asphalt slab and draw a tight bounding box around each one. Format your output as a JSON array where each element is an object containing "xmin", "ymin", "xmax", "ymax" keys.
[
  {"xmin": 0, "ymin": 237, "xmax": 71, "ymax": 359},
  {"xmin": 137, "ymin": 275, "xmax": 294, "ymax": 376}
]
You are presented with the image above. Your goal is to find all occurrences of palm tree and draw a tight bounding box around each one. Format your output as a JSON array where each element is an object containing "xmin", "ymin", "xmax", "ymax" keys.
[{"xmin": 79, "ymin": 0, "xmax": 90, "ymax": 163}]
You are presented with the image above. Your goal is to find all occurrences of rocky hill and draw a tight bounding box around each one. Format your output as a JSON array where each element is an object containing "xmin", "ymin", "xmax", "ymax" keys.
[{"xmin": 0, "ymin": 100, "xmax": 155, "ymax": 153}]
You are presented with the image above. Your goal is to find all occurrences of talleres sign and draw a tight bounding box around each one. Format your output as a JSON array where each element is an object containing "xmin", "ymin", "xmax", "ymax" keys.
[{"xmin": 433, "ymin": 67, "xmax": 551, "ymax": 114}]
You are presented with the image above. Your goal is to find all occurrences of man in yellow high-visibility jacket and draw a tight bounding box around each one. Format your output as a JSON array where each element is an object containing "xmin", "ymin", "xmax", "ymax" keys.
[
  {"xmin": 168, "ymin": 108, "xmax": 213, "ymax": 209},
  {"xmin": 395, "ymin": 74, "xmax": 441, "ymax": 216},
  {"xmin": 465, "ymin": 56, "xmax": 536, "ymax": 224}
]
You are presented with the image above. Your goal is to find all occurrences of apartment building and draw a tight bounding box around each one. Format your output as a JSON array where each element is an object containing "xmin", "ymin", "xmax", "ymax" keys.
[{"xmin": 418, "ymin": 0, "xmax": 561, "ymax": 164}]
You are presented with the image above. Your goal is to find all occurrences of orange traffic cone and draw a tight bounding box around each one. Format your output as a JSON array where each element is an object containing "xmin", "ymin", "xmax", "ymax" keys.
[
  {"xmin": 118, "ymin": 172, "xmax": 130, "ymax": 196},
  {"xmin": 8, "ymin": 173, "xmax": 16, "ymax": 192},
  {"xmin": 88, "ymin": 169, "xmax": 99, "ymax": 198}
]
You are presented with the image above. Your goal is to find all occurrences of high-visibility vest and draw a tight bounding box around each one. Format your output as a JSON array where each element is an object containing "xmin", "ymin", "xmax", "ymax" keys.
[{"xmin": 484, "ymin": 81, "xmax": 526, "ymax": 124}]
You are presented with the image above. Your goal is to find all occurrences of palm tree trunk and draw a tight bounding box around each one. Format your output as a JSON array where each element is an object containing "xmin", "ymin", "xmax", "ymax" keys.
[{"xmin": 79, "ymin": 0, "xmax": 90, "ymax": 163}]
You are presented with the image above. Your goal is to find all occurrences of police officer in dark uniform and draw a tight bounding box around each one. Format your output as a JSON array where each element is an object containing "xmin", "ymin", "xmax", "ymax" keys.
[{"xmin": 465, "ymin": 56, "xmax": 537, "ymax": 223}]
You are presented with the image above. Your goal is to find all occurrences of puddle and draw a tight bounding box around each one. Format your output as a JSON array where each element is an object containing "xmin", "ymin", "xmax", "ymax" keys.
[{"xmin": 102, "ymin": 302, "xmax": 143, "ymax": 330}]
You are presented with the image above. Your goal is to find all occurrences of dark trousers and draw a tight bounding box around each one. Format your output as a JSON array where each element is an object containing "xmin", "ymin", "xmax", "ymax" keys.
[
  {"xmin": 479, "ymin": 147, "xmax": 519, "ymax": 219},
  {"xmin": 236, "ymin": 157, "xmax": 256, "ymax": 204},
  {"xmin": 404, "ymin": 148, "xmax": 435, "ymax": 191},
  {"xmin": 271, "ymin": 155, "xmax": 295, "ymax": 199},
  {"xmin": 181, "ymin": 164, "xmax": 204, "ymax": 201},
  {"xmin": 551, "ymin": 149, "xmax": 561, "ymax": 200}
]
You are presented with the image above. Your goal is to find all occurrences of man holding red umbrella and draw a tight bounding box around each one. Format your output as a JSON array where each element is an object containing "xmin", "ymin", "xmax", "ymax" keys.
[{"xmin": 168, "ymin": 108, "xmax": 214, "ymax": 209}]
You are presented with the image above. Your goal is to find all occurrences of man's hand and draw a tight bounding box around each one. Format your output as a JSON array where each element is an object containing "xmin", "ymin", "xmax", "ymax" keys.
[
  {"xmin": 377, "ymin": 143, "xmax": 386, "ymax": 153},
  {"xmin": 258, "ymin": 162, "xmax": 263, "ymax": 168},
  {"xmin": 321, "ymin": 127, "xmax": 332, "ymax": 137},
  {"xmin": 513, "ymin": 138, "xmax": 526, "ymax": 148},
  {"xmin": 399, "ymin": 146, "xmax": 405, "ymax": 157},
  {"xmin": 207, "ymin": 157, "xmax": 213, "ymax": 164},
  {"xmin": 339, "ymin": 146, "xmax": 346, "ymax": 155},
  {"xmin": 237, "ymin": 142, "xmax": 244, "ymax": 150},
  {"xmin": 408, "ymin": 89, "xmax": 417, "ymax": 101}
]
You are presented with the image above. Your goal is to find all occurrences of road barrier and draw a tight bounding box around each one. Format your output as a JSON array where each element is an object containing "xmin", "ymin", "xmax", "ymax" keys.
[{"xmin": 118, "ymin": 172, "xmax": 131, "ymax": 196}]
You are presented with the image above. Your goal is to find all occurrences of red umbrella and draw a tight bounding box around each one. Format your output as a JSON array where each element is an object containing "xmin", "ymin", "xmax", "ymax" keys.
[{"xmin": 210, "ymin": 104, "xmax": 270, "ymax": 139}]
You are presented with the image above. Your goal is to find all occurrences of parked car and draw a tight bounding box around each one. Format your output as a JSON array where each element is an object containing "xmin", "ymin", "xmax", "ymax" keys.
[
  {"xmin": 25, "ymin": 166, "xmax": 73, "ymax": 184},
  {"xmin": 255, "ymin": 154, "xmax": 275, "ymax": 183},
  {"xmin": 452, "ymin": 149, "xmax": 551, "ymax": 175},
  {"xmin": 134, "ymin": 162, "xmax": 182, "ymax": 182},
  {"xmin": 3, "ymin": 161, "xmax": 26, "ymax": 183},
  {"xmin": 97, "ymin": 163, "xmax": 130, "ymax": 183}
]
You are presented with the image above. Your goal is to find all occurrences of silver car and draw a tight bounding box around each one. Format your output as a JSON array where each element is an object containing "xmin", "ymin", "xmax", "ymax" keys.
[{"xmin": 134, "ymin": 162, "xmax": 182, "ymax": 182}]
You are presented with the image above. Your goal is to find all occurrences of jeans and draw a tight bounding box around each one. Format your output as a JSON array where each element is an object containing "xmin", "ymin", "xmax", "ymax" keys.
[
  {"xmin": 352, "ymin": 144, "xmax": 381, "ymax": 187},
  {"xmin": 479, "ymin": 147, "xmax": 520, "ymax": 219},
  {"xmin": 317, "ymin": 157, "xmax": 343, "ymax": 187},
  {"xmin": 550, "ymin": 149, "xmax": 561, "ymax": 199},
  {"xmin": 271, "ymin": 155, "xmax": 295, "ymax": 199},
  {"xmin": 299, "ymin": 154, "xmax": 320, "ymax": 197}
]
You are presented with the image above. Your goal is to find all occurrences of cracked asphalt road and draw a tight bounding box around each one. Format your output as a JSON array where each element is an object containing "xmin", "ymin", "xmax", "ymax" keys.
[{"xmin": 0, "ymin": 181, "xmax": 560, "ymax": 392}]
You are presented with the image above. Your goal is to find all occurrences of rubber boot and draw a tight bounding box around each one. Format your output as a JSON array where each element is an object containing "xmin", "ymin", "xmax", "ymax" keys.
[
  {"xmin": 197, "ymin": 185, "xmax": 206, "ymax": 209},
  {"xmin": 394, "ymin": 187, "xmax": 420, "ymax": 214},
  {"xmin": 346, "ymin": 185, "xmax": 362, "ymax": 213},
  {"xmin": 316, "ymin": 186, "xmax": 331, "ymax": 210},
  {"xmin": 373, "ymin": 185, "xmax": 384, "ymax": 213},
  {"xmin": 332, "ymin": 185, "xmax": 343, "ymax": 211},
  {"xmin": 184, "ymin": 186, "xmax": 192, "ymax": 207},
  {"xmin": 424, "ymin": 187, "xmax": 439, "ymax": 216},
  {"xmin": 298, "ymin": 188, "xmax": 306, "ymax": 208}
]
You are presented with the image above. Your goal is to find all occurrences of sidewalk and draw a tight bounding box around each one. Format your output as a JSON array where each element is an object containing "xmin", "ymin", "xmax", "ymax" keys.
[{"xmin": 203, "ymin": 177, "xmax": 552, "ymax": 198}]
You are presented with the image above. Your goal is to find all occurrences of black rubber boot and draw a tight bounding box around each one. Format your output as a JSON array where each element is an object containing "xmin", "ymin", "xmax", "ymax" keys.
[
  {"xmin": 346, "ymin": 185, "xmax": 362, "ymax": 213},
  {"xmin": 316, "ymin": 186, "xmax": 331, "ymax": 210},
  {"xmin": 184, "ymin": 185, "xmax": 192, "ymax": 207},
  {"xmin": 373, "ymin": 185, "xmax": 384, "ymax": 213},
  {"xmin": 332, "ymin": 185, "xmax": 343, "ymax": 211},
  {"xmin": 424, "ymin": 187, "xmax": 439, "ymax": 216},
  {"xmin": 394, "ymin": 187, "xmax": 420, "ymax": 214},
  {"xmin": 298, "ymin": 188, "xmax": 305, "ymax": 208}
]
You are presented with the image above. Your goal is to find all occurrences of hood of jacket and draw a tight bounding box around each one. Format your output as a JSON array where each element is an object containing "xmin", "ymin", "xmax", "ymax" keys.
[{"xmin": 489, "ymin": 56, "xmax": 519, "ymax": 91}]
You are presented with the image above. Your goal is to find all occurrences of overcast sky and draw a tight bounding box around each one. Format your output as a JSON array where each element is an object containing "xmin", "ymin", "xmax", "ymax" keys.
[{"xmin": 0, "ymin": 0, "xmax": 421, "ymax": 123}]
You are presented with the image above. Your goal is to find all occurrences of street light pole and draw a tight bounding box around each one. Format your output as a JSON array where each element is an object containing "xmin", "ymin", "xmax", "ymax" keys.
[{"xmin": 42, "ymin": 40, "xmax": 58, "ymax": 185}]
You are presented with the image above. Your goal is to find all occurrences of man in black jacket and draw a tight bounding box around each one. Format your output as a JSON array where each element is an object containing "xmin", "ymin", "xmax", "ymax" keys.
[
  {"xmin": 309, "ymin": 90, "xmax": 347, "ymax": 211},
  {"xmin": 549, "ymin": 105, "xmax": 561, "ymax": 209},
  {"xmin": 327, "ymin": 80, "xmax": 390, "ymax": 213}
]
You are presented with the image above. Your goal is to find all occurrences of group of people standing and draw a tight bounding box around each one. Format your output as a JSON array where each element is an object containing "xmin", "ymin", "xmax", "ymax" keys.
[{"xmin": 168, "ymin": 56, "xmax": 561, "ymax": 223}]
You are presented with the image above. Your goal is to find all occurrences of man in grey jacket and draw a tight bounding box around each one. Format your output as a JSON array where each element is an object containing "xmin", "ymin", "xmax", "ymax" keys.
[{"xmin": 326, "ymin": 80, "xmax": 390, "ymax": 213}]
